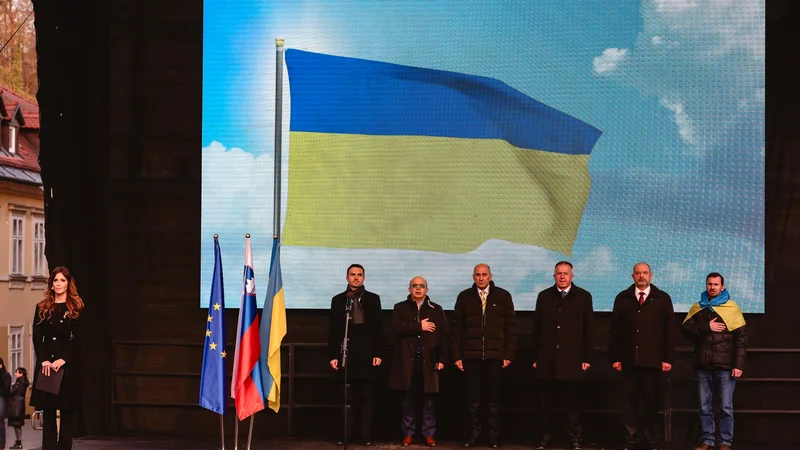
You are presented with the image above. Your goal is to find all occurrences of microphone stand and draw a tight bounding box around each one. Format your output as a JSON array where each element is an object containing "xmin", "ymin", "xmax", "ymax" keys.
[{"xmin": 341, "ymin": 296, "xmax": 353, "ymax": 450}]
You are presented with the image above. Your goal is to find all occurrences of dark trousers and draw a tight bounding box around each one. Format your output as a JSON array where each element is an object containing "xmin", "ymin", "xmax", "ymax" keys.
[
  {"xmin": 464, "ymin": 359, "xmax": 503, "ymax": 441},
  {"xmin": 343, "ymin": 378, "xmax": 374, "ymax": 441},
  {"xmin": 42, "ymin": 409, "xmax": 76, "ymax": 450},
  {"xmin": 540, "ymin": 379, "xmax": 581, "ymax": 441},
  {"xmin": 622, "ymin": 366, "xmax": 661, "ymax": 445},
  {"xmin": 402, "ymin": 355, "xmax": 436, "ymax": 437}
]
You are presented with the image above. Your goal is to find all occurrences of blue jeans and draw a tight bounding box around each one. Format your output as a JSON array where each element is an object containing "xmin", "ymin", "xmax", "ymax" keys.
[{"xmin": 696, "ymin": 369, "xmax": 736, "ymax": 446}]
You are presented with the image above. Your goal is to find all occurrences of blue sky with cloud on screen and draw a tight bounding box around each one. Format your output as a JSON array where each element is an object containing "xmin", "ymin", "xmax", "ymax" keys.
[{"xmin": 201, "ymin": 0, "xmax": 764, "ymax": 311}]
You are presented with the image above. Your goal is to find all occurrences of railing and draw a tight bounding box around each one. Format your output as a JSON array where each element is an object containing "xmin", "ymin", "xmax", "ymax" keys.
[{"xmin": 110, "ymin": 340, "xmax": 800, "ymax": 441}]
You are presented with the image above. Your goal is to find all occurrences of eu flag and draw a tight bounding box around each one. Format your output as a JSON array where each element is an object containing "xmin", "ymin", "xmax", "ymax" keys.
[{"xmin": 199, "ymin": 236, "xmax": 227, "ymax": 415}]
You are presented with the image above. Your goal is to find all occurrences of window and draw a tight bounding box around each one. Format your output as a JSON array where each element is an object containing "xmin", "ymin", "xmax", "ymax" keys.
[
  {"xmin": 33, "ymin": 218, "xmax": 46, "ymax": 276},
  {"xmin": 11, "ymin": 214, "xmax": 24, "ymax": 275},
  {"xmin": 9, "ymin": 326, "xmax": 23, "ymax": 375},
  {"xmin": 8, "ymin": 125, "xmax": 16, "ymax": 154}
]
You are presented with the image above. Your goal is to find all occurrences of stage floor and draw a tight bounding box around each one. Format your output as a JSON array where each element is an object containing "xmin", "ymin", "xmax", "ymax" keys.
[{"xmin": 27, "ymin": 436, "xmax": 776, "ymax": 450}]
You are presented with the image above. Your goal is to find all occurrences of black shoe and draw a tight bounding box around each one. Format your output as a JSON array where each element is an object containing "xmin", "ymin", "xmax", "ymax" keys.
[
  {"xmin": 570, "ymin": 438, "xmax": 582, "ymax": 450},
  {"xmin": 10, "ymin": 441, "xmax": 23, "ymax": 450},
  {"xmin": 363, "ymin": 437, "xmax": 373, "ymax": 446},
  {"xmin": 488, "ymin": 440, "xmax": 499, "ymax": 449},
  {"xmin": 535, "ymin": 443, "xmax": 547, "ymax": 450},
  {"xmin": 462, "ymin": 440, "xmax": 477, "ymax": 448}
]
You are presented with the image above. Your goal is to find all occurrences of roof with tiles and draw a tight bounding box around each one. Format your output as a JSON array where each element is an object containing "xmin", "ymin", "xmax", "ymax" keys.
[{"xmin": 0, "ymin": 84, "xmax": 41, "ymax": 179}]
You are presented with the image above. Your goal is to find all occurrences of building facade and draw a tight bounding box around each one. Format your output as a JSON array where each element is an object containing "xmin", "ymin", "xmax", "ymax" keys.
[{"xmin": 0, "ymin": 85, "xmax": 44, "ymax": 410}]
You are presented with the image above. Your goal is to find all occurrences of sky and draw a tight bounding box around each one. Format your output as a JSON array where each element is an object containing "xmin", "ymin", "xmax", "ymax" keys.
[{"xmin": 201, "ymin": 0, "xmax": 765, "ymax": 312}]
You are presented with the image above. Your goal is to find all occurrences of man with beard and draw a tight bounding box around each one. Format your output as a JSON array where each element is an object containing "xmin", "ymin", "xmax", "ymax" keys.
[
  {"xmin": 388, "ymin": 276, "xmax": 448, "ymax": 447},
  {"xmin": 451, "ymin": 263, "xmax": 517, "ymax": 448},
  {"xmin": 609, "ymin": 262, "xmax": 675, "ymax": 450},
  {"xmin": 328, "ymin": 264, "xmax": 384, "ymax": 446},
  {"xmin": 681, "ymin": 273, "xmax": 746, "ymax": 450},
  {"xmin": 532, "ymin": 261, "xmax": 594, "ymax": 450}
]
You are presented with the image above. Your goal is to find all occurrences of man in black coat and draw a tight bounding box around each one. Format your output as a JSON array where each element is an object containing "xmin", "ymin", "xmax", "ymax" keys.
[
  {"xmin": 451, "ymin": 263, "xmax": 517, "ymax": 448},
  {"xmin": 681, "ymin": 272, "xmax": 746, "ymax": 450},
  {"xmin": 532, "ymin": 261, "xmax": 594, "ymax": 450},
  {"xmin": 328, "ymin": 264, "xmax": 384, "ymax": 446},
  {"xmin": 609, "ymin": 262, "xmax": 675, "ymax": 450},
  {"xmin": 388, "ymin": 276, "xmax": 448, "ymax": 447}
]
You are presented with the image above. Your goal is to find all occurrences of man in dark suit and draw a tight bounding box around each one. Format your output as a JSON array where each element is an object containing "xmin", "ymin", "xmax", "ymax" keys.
[
  {"xmin": 388, "ymin": 276, "xmax": 448, "ymax": 447},
  {"xmin": 532, "ymin": 261, "xmax": 594, "ymax": 450},
  {"xmin": 328, "ymin": 264, "xmax": 384, "ymax": 446},
  {"xmin": 609, "ymin": 262, "xmax": 675, "ymax": 450},
  {"xmin": 451, "ymin": 263, "xmax": 517, "ymax": 448}
]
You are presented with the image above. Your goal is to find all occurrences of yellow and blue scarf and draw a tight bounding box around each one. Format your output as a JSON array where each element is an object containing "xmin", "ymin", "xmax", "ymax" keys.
[{"xmin": 683, "ymin": 289, "xmax": 746, "ymax": 331}]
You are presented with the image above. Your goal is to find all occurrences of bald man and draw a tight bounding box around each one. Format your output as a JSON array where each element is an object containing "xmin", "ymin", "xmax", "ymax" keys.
[
  {"xmin": 451, "ymin": 264, "xmax": 517, "ymax": 448},
  {"xmin": 388, "ymin": 276, "xmax": 448, "ymax": 447},
  {"xmin": 609, "ymin": 262, "xmax": 675, "ymax": 450}
]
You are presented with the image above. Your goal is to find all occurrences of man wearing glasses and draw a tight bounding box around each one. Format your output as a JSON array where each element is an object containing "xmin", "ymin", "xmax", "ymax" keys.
[
  {"xmin": 451, "ymin": 264, "xmax": 517, "ymax": 448},
  {"xmin": 388, "ymin": 276, "xmax": 448, "ymax": 447}
]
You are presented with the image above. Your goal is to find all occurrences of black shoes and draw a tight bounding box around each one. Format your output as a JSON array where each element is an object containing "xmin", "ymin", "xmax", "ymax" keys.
[
  {"xmin": 569, "ymin": 438, "xmax": 583, "ymax": 450},
  {"xmin": 462, "ymin": 439, "xmax": 477, "ymax": 447}
]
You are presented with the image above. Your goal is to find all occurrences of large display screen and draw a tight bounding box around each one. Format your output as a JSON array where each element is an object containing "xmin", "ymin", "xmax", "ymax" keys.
[{"xmin": 202, "ymin": 0, "xmax": 764, "ymax": 312}]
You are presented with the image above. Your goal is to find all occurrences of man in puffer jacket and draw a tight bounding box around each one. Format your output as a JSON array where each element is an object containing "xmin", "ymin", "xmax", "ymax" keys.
[{"xmin": 681, "ymin": 272, "xmax": 747, "ymax": 450}]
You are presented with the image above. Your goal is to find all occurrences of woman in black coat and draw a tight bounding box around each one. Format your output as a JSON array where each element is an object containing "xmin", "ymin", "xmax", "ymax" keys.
[
  {"xmin": 0, "ymin": 357, "xmax": 12, "ymax": 450},
  {"xmin": 31, "ymin": 266, "xmax": 85, "ymax": 450},
  {"xmin": 7, "ymin": 367, "xmax": 30, "ymax": 449}
]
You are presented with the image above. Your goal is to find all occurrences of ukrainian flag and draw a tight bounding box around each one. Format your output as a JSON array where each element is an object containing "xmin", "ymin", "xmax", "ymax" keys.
[
  {"xmin": 260, "ymin": 238, "xmax": 286, "ymax": 412},
  {"xmin": 283, "ymin": 49, "xmax": 602, "ymax": 255}
]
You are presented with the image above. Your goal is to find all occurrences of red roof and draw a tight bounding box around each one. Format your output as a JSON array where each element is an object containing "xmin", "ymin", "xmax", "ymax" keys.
[
  {"xmin": 0, "ymin": 84, "xmax": 40, "ymax": 173},
  {"xmin": 0, "ymin": 84, "xmax": 39, "ymax": 129}
]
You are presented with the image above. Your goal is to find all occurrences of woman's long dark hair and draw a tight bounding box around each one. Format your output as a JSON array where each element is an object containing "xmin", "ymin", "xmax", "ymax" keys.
[{"xmin": 37, "ymin": 266, "xmax": 84, "ymax": 323}]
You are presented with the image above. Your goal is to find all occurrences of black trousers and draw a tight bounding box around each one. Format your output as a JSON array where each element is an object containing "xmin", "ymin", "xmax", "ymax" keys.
[
  {"xmin": 342, "ymin": 378, "xmax": 374, "ymax": 441},
  {"xmin": 539, "ymin": 379, "xmax": 581, "ymax": 441},
  {"xmin": 622, "ymin": 366, "xmax": 661, "ymax": 445},
  {"xmin": 42, "ymin": 409, "xmax": 76, "ymax": 450},
  {"xmin": 464, "ymin": 359, "xmax": 503, "ymax": 441}
]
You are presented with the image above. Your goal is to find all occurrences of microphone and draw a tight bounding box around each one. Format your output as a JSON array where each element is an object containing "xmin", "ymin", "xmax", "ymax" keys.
[{"xmin": 346, "ymin": 291, "xmax": 355, "ymax": 311}]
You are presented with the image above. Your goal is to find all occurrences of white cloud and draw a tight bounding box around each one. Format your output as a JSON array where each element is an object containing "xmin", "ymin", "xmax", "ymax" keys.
[
  {"xmin": 653, "ymin": 0, "xmax": 698, "ymax": 14},
  {"xmin": 600, "ymin": 0, "xmax": 764, "ymax": 155},
  {"xmin": 659, "ymin": 98, "xmax": 700, "ymax": 152},
  {"xmin": 592, "ymin": 48, "xmax": 628, "ymax": 74}
]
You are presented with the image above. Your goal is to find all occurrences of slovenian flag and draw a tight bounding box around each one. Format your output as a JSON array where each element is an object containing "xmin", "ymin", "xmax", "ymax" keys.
[{"xmin": 230, "ymin": 236, "xmax": 265, "ymax": 420}]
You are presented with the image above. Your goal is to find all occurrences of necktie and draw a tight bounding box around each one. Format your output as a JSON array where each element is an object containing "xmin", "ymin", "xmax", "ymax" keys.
[
  {"xmin": 560, "ymin": 290, "xmax": 567, "ymax": 298},
  {"xmin": 639, "ymin": 292, "xmax": 646, "ymax": 306},
  {"xmin": 480, "ymin": 291, "xmax": 487, "ymax": 313}
]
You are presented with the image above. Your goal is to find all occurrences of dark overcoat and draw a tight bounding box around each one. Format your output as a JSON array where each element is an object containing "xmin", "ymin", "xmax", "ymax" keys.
[
  {"xmin": 7, "ymin": 377, "xmax": 29, "ymax": 427},
  {"xmin": 532, "ymin": 284, "xmax": 594, "ymax": 380},
  {"xmin": 609, "ymin": 284, "xmax": 675, "ymax": 369},
  {"xmin": 388, "ymin": 296, "xmax": 449, "ymax": 394},
  {"xmin": 451, "ymin": 281, "xmax": 517, "ymax": 362},
  {"xmin": 328, "ymin": 289, "xmax": 384, "ymax": 379},
  {"xmin": 30, "ymin": 302, "xmax": 82, "ymax": 410}
]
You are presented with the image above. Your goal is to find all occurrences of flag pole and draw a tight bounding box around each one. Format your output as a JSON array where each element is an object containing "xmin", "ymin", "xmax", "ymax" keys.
[
  {"xmin": 273, "ymin": 37, "xmax": 285, "ymax": 240},
  {"xmin": 234, "ymin": 419, "xmax": 239, "ymax": 449},
  {"xmin": 219, "ymin": 415, "xmax": 225, "ymax": 450},
  {"xmin": 247, "ymin": 415, "xmax": 255, "ymax": 450}
]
